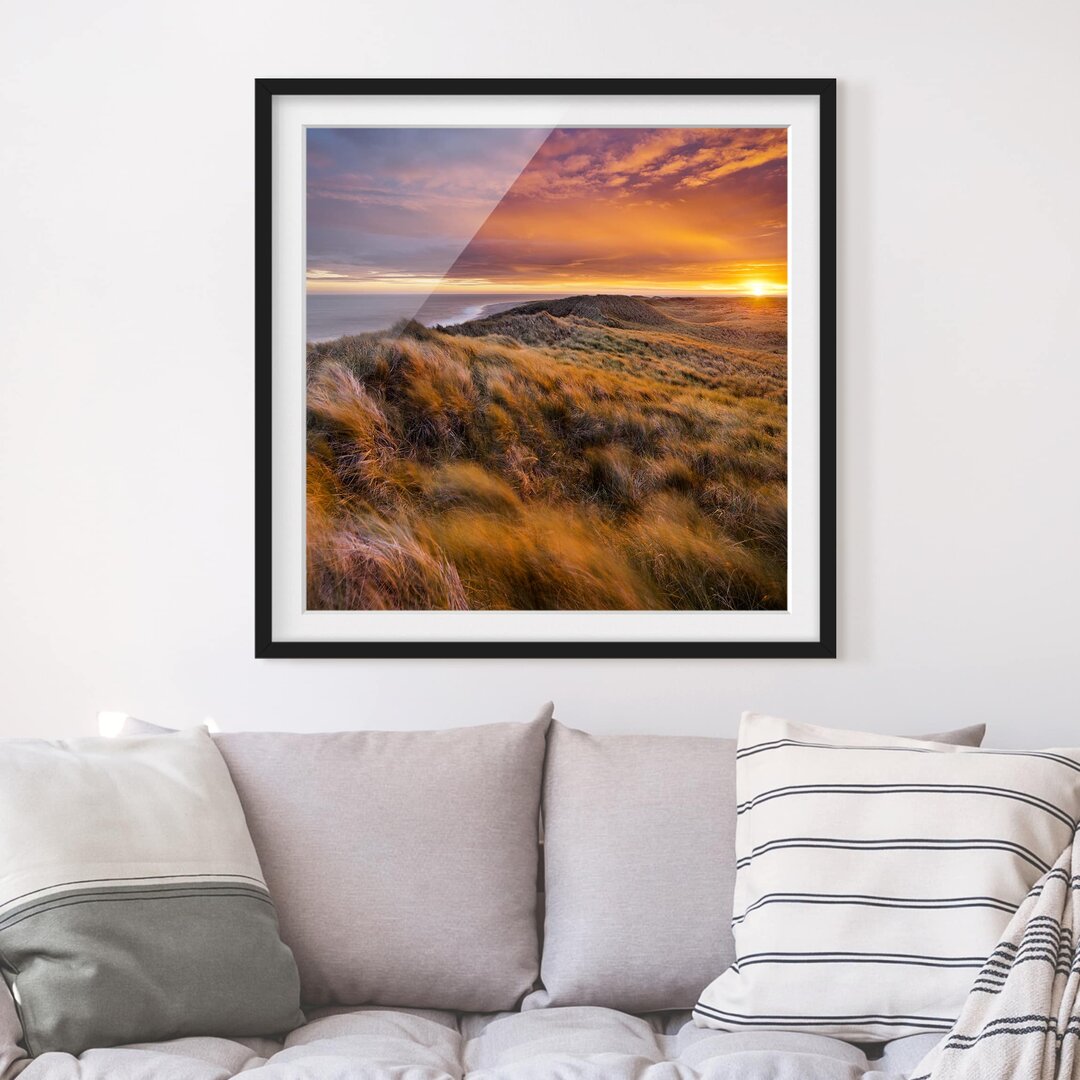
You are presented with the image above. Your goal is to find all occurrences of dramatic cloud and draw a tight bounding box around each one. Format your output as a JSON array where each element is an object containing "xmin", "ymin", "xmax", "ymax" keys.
[
  {"xmin": 307, "ymin": 127, "xmax": 787, "ymax": 294},
  {"xmin": 306, "ymin": 128, "xmax": 549, "ymax": 288}
]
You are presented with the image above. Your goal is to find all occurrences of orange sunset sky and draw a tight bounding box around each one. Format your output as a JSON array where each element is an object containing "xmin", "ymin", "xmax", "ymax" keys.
[{"xmin": 306, "ymin": 127, "xmax": 787, "ymax": 296}]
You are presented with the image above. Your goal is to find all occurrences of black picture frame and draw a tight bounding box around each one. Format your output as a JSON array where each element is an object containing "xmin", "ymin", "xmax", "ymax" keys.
[{"xmin": 255, "ymin": 78, "xmax": 836, "ymax": 659}]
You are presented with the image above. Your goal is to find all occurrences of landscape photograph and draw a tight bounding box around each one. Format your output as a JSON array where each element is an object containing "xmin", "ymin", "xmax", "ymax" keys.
[{"xmin": 305, "ymin": 126, "xmax": 788, "ymax": 612}]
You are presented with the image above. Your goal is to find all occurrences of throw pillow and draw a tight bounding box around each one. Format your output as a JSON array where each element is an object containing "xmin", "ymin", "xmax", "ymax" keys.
[
  {"xmin": 0, "ymin": 728, "xmax": 302, "ymax": 1056},
  {"xmin": 694, "ymin": 713, "xmax": 1079, "ymax": 1040},
  {"xmin": 122, "ymin": 707, "xmax": 553, "ymax": 1011},
  {"xmin": 529, "ymin": 718, "xmax": 985, "ymax": 1013}
]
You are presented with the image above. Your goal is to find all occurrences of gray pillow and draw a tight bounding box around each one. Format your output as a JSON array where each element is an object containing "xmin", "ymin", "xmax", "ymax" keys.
[
  {"xmin": 124, "ymin": 708, "xmax": 552, "ymax": 1012},
  {"xmin": 0, "ymin": 729, "xmax": 302, "ymax": 1056},
  {"xmin": 527, "ymin": 719, "xmax": 986, "ymax": 1013}
]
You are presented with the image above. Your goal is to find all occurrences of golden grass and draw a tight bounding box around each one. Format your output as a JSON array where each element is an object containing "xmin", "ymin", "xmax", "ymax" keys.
[{"xmin": 306, "ymin": 295, "xmax": 787, "ymax": 611}]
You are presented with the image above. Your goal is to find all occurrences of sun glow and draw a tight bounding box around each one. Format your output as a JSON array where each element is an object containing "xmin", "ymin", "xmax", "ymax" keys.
[
  {"xmin": 308, "ymin": 128, "xmax": 788, "ymax": 298},
  {"xmin": 307, "ymin": 279, "xmax": 789, "ymax": 296}
]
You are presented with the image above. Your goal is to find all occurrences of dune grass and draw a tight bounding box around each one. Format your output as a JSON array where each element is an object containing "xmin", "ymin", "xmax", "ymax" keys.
[{"xmin": 306, "ymin": 295, "xmax": 787, "ymax": 611}]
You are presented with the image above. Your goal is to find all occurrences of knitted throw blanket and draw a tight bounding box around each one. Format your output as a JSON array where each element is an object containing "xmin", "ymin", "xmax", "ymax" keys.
[{"xmin": 912, "ymin": 836, "xmax": 1079, "ymax": 1080}]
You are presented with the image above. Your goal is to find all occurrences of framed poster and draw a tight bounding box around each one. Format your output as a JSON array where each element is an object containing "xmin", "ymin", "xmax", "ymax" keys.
[{"xmin": 256, "ymin": 78, "xmax": 835, "ymax": 658}]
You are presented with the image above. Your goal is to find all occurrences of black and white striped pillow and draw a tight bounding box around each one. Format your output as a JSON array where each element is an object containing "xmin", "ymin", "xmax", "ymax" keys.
[{"xmin": 694, "ymin": 713, "xmax": 1080, "ymax": 1041}]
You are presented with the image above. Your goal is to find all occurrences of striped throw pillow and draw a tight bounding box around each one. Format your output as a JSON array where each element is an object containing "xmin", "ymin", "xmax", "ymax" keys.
[{"xmin": 694, "ymin": 713, "xmax": 1080, "ymax": 1041}]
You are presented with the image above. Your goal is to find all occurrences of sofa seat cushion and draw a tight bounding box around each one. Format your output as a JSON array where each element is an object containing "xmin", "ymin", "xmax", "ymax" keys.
[{"xmin": 6, "ymin": 1004, "xmax": 942, "ymax": 1078}]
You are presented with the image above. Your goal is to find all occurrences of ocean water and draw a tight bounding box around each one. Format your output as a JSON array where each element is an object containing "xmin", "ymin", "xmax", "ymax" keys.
[{"xmin": 306, "ymin": 293, "xmax": 569, "ymax": 342}]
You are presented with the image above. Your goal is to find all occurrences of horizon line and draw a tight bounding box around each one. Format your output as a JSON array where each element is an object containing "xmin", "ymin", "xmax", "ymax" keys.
[{"xmin": 307, "ymin": 287, "xmax": 789, "ymax": 298}]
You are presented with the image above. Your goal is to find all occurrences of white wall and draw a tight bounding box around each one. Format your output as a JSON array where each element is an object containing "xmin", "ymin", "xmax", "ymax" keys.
[{"xmin": 2, "ymin": 0, "xmax": 1077, "ymax": 746}]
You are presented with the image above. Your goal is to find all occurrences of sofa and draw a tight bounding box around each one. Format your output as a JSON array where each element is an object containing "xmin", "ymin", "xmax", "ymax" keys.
[{"xmin": 0, "ymin": 708, "xmax": 992, "ymax": 1079}]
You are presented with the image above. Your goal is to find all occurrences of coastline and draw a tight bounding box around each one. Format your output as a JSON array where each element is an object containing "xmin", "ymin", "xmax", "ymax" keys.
[
  {"xmin": 306, "ymin": 292, "xmax": 568, "ymax": 343},
  {"xmin": 306, "ymin": 291, "xmax": 786, "ymax": 343}
]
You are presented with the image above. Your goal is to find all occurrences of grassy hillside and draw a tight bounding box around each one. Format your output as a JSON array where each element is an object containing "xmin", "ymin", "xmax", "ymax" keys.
[{"xmin": 306, "ymin": 295, "xmax": 787, "ymax": 611}]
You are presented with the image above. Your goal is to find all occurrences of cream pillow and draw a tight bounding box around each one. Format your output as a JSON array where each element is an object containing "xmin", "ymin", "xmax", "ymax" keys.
[
  {"xmin": 0, "ymin": 729, "xmax": 302, "ymax": 1055},
  {"xmin": 694, "ymin": 713, "xmax": 1079, "ymax": 1041}
]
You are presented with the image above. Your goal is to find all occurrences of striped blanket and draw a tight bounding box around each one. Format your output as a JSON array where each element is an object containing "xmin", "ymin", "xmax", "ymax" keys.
[{"xmin": 912, "ymin": 833, "xmax": 1079, "ymax": 1080}]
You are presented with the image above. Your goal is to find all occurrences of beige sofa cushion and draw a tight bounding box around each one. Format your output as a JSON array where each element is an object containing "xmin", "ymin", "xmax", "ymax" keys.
[
  {"xmin": 124, "ymin": 708, "xmax": 552, "ymax": 1012},
  {"xmin": 529, "ymin": 719, "xmax": 985, "ymax": 1013},
  {"xmin": 0, "ymin": 998, "xmax": 944, "ymax": 1079}
]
